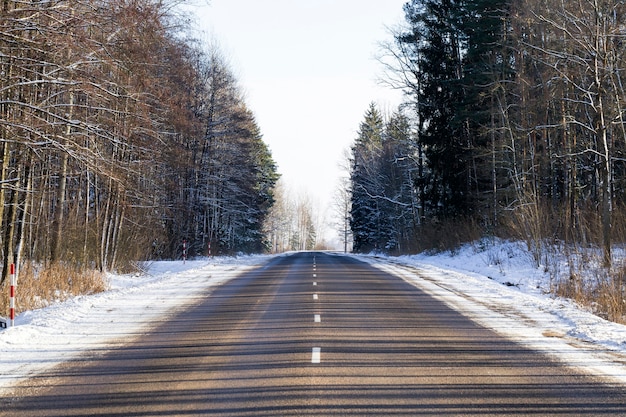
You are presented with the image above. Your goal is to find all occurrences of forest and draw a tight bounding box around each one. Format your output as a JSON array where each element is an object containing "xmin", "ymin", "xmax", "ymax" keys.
[
  {"xmin": 348, "ymin": 0, "xmax": 626, "ymax": 318},
  {"xmin": 0, "ymin": 0, "xmax": 279, "ymax": 291},
  {"xmin": 3, "ymin": 0, "xmax": 626, "ymax": 320}
]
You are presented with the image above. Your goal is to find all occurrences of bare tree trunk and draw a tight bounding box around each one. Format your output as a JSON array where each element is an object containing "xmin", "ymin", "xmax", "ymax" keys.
[
  {"xmin": 50, "ymin": 31, "xmax": 78, "ymax": 260},
  {"xmin": 109, "ymin": 190, "xmax": 125, "ymax": 270},
  {"xmin": 50, "ymin": 149, "xmax": 69, "ymax": 263},
  {"xmin": 2, "ymin": 163, "xmax": 20, "ymax": 285},
  {"xmin": 98, "ymin": 180, "xmax": 114, "ymax": 272},
  {"xmin": 14, "ymin": 153, "xmax": 32, "ymax": 279},
  {"xmin": 0, "ymin": 140, "xmax": 9, "ymax": 241},
  {"xmin": 600, "ymin": 125, "xmax": 612, "ymax": 267},
  {"xmin": 83, "ymin": 170, "xmax": 91, "ymax": 265}
]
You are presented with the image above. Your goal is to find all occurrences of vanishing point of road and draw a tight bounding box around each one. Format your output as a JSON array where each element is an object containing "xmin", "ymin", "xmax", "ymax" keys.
[{"xmin": 1, "ymin": 252, "xmax": 625, "ymax": 416}]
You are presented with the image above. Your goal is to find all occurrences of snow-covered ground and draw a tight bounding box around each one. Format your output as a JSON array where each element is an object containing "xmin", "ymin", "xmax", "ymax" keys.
[
  {"xmin": 0, "ymin": 255, "xmax": 271, "ymax": 395},
  {"xmin": 361, "ymin": 240, "xmax": 626, "ymax": 385},
  {"xmin": 1, "ymin": 242, "xmax": 626, "ymax": 396}
]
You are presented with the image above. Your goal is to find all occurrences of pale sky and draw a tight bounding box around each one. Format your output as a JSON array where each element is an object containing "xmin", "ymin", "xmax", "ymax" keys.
[{"xmin": 187, "ymin": 0, "xmax": 407, "ymax": 237}]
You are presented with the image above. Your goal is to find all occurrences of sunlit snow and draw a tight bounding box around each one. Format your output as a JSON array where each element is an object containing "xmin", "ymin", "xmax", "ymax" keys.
[{"xmin": 1, "ymin": 243, "xmax": 625, "ymax": 395}]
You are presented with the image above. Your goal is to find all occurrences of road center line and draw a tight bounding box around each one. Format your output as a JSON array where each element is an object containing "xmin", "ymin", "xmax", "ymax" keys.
[
  {"xmin": 314, "ymin": 314, "xmax": 321, "ymax": 323},
  {"xmin": 312, "ymin": 347, "xmax": 321, "ymax": 363},
  {"xmin": 313, "ymin": 282, "xmax": 317, "ymax": 286},
  {"xmin": 313, "ymin": 294, "xmax": 318, "ymax": 300}
]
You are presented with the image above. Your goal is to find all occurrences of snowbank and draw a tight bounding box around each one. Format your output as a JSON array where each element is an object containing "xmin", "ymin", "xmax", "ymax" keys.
[
  {"xmin": 0, "ymin": 256, "xmax": 269, "ymax": 394},
  {"xmin": 1, "ymin": 243, "xmax": 626, "ymax": 395},
  {"xmin": 359, "ymin": 240, "xmax": 626, "ymax": 384}
]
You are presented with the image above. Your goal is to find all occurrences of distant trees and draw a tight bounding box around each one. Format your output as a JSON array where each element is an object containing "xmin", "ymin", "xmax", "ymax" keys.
[
  {"xmin": 0, "ymin": 0, "xmax": 278, "ymax": 284},
  {"xmin": 350, "ymin": 103, "xmax": 418, "ymax": 253},
  {"xmin": 333, "ymin": 174, "xmax": 353, "ymax": 253},
  {"xmin": 265, "ymin": 181, "xmax": 320, "ymax": 252}
]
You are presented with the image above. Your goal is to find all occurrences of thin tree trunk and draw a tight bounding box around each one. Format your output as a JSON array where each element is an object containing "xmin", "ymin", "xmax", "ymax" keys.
[
  {"xmin": 50, "ymin": 149, "xmax": 69, "ymax": 263},
  {"xmin": 2, "ymin": 164, "xmax": 20, "ymax": 286},
  {"xmin": 50, "ymin": 85, "xmax": 74, "ymax": 263},
  {"xmin": 109, "ymin": 189, "xmax": 125, "ymax": 270},
  {"xmin": 99, "ymin": 180, "xmax": 114, "ymax": 272},
  {"xmin": 14, "ymin": 153, "xmax": 32, "ymax": 279},
  {"xmin": 600, "ymin": 126, "xmax": 612, "ymax": 267},
  {"xmin": 0, "ymin": 140, "xmax": 9, "ymax": 242},
  {"xmin": 83, "ymin": 170, "xmax": 90, "ymax": 265}
]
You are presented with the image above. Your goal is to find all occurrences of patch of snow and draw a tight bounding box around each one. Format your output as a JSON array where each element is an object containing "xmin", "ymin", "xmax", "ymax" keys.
[
  {"xmin": 0, "ymin": 255, "xmax": 269, "ymax": 394},
  {"xmin": 358, "ymin": 239, "xmax": 626, "ymax": 385},
  {"xmin": 1, "ymin": 242, "xmax": 626, "ymax": 394}
]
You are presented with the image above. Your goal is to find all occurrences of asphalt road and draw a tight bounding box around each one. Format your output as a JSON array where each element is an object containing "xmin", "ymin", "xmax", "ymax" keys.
[{"xmin": 1, "ymin": 252, "xmax": 625, "ymax": 416}]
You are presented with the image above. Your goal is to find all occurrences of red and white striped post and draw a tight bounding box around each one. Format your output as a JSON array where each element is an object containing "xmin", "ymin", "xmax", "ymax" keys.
[
  {"xmin": 182, "ymin": 240, "xmax": 187, "ymax": 264},
  {"xmin": 9, "ymin": 263, "xmax": 16, "ymax": 327},
  {"xmin": 208, "ymin": 241, "xmax": 211, "ymax": 257}
]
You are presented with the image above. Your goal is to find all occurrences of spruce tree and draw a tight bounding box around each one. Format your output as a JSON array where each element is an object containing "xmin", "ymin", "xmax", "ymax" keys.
[
  {"xmin": 350, "ymin": 103, "xmax": 385, "ymax": 252},
  {"xmin": 397, "ymin": 0, "xmax": 513, "ymax": 221}
]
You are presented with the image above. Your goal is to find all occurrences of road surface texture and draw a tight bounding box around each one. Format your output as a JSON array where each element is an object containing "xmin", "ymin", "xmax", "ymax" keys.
[{"xmin": 1, "ymin": 252, "xmax": 625, "ymax": 416}]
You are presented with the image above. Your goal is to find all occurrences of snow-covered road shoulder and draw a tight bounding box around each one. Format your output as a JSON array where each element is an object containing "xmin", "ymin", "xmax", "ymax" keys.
[
  {"xmin": 0, "ymin": 255, "xmax": 270, "ymax": 394},
  {"xmin": 357, "ymin": 246, "xmax": 626, "ymax": 385},
  {"xmin": 2, "ymin": 246, "xmax": 626, "ymax": 394}
]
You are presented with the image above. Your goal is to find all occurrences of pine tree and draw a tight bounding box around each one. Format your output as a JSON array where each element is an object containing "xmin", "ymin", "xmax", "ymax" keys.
[
  {"xmin": 349, "ymin": 104, "xmax": 419, "ymax": 253},
  {"xmin": 460, "ymin": 0, "xmax": 512, "ymax": 224},
  {"xmin": 382, "ymin": 111, "xmax": 419, "ymax": 252},
  {"xmin": 350, "ymin": 103, "xmax": 385, "ymax": 252},
  {"xmin": 393, "ymin": 0, "xmax": 515, "ymax": 224}
]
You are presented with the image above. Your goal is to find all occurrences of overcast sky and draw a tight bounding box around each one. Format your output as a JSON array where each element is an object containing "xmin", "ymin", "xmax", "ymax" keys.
[{"xmin": 187, "ymin": 0, "xmax": 408, "ymax": 238}]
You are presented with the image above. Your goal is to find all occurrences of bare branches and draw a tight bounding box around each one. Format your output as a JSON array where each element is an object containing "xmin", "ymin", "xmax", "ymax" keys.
[{"xmin": 0, "ymin": 0, "xmax": 278, "ymax": 276}]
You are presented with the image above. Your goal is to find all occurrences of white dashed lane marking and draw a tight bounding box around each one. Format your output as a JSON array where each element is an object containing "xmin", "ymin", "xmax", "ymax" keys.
[
  {"xmin": 312, "ymin": 257, "xmax": 321, "ymax": 364},
  {"xmin": 312, "ymin": 347, "xmax": 321, "ymax": 364}
]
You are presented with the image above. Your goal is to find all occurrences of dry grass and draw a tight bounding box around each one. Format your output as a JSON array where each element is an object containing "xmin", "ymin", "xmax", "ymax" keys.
[
  {"xmin": 499, "ymin": 195, "xmax": 626, "ymax": 324},
  {"xmin": 403, "ymin": 196, "xmax": 626, "ymax": 324},
  {"xmin": 0, "ymin": 262, "xmax": 108, "ymax": 317},
  {"xmin": 554, "ymin": 267, "xmax": 625, "ymax": 324}
]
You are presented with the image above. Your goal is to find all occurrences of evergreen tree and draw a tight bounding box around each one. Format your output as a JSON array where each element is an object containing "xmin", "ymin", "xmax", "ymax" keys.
[
  {"xmin": 382, "ymin": 111, "xmax": 419, "ymax": 252},
  {"xmin": 350, "ymin": 104, "xmax": 419, "ymax": 253},
  {"xmin": 350, "ymin": 103, "xmax": 385, "ymax": 252},
  {"xmin": 400, "ymin": 0, "xmax": 469, "ymax": 218},
  {"xmin": 394, "ymin": 0, "xmax": 513, "ymax": 224},
  {"xmin": 460, "ymin": 0, "xmax": 513, "ymax": 223}
]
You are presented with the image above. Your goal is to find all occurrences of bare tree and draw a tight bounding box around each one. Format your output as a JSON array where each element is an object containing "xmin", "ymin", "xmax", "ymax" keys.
[
  {"xmin": 509, "ymin": 0, "xmax": 626, "ymax": 267},
  {"xmin": 333, "ymin": 175, "xmax": 353, "ymax": 253}
]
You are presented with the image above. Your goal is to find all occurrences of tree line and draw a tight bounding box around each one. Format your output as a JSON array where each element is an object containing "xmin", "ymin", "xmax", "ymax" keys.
[
  {"xmin": 0, "ymin": 0, "xmax": 278, "ymax": 284},
  {"xmin": 264, "ymin": 181, "xmax": 324, "ymax": 253},
  {"xmin": 351, "ymin": 0, "xmax": 626, "ymax": 270}
]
